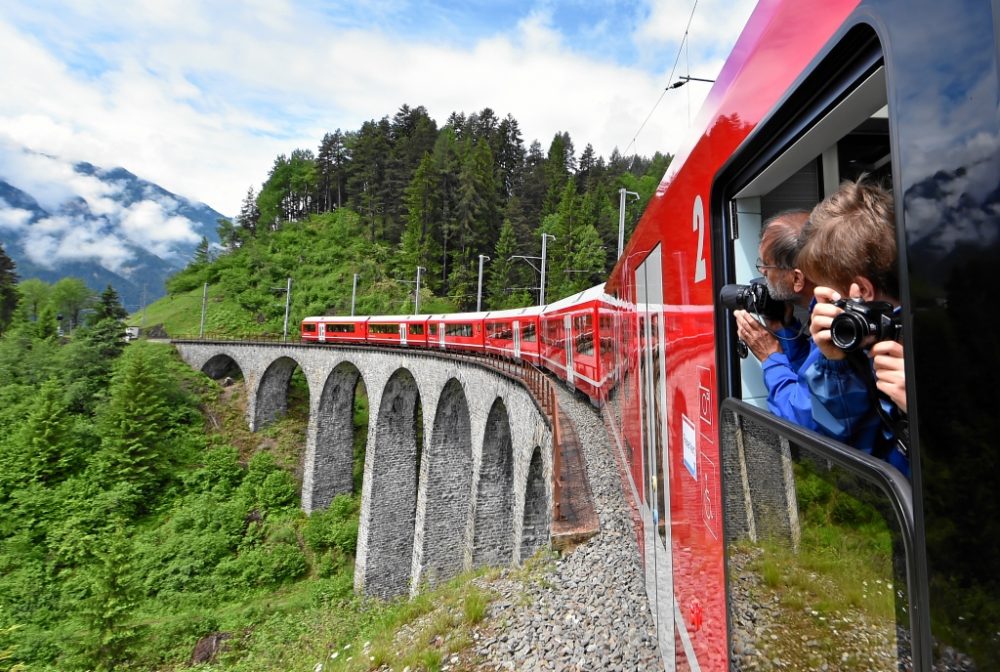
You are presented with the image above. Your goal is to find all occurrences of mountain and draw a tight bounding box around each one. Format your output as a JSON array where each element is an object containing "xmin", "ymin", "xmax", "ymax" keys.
[{"xmin": 0, "ymin": 149, "xmax": 226, "ymax": 311}]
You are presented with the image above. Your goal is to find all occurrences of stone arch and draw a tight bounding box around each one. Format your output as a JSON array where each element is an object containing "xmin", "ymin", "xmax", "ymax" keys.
[
  {"xmin": 473, "ymin": 397, "xmax": 515, "ymax": 567},
  {"xmin": 200, "ymin": 353, "xmax": 243, "ymax": 381},
  {"xmin": 255, "ymin": 356, "xmax": 303, "ymax": 430},
  {"xmin": 414, "ymin": 378, "xmax": 472, "ymax": 589},
  {"xmin": 310, "ymin": 361, "xmax": 365, "ymax": 510},
  {"xmin": 363, "ymin": 367, "xmax": 422, "ymax": 599},
  {"xmin": 520, "ymin": 446, "xmax": 548, "ymax": 562}
]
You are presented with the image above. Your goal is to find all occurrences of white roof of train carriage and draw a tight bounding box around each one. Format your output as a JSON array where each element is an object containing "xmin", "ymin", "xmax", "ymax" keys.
[
  {"xmin": 301, "ymin": 315, "xmax": 361, "ymax": 322},
  {"xmin": 366, "ymin": 314, "xmax": 434, "ymax": 322},
  {"xmin": 541, "ymin": 283, "xmax": 609, "ymax": 315},
  {"xmin": 482, "ymin": 305, "xmax": 546, "ymax": 319},
  {"xmin": 425, "ymin": 311, "xmax": 490, "ymax": 321}
]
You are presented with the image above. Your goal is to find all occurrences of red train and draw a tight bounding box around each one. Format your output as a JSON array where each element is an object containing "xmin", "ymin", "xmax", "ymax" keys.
[
  {"xmin": 301, "ymin": 284, "xmax": 614, "ymax": 402},
  {"xmin": 302, "ymin": 0, "xmax": 999, "ymax": 668}
]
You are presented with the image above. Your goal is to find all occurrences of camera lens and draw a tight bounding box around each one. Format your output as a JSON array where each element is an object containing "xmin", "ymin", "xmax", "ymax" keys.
[{"xmin": 830, "ymin": 311, "xmax": 869, "ymax": 352}]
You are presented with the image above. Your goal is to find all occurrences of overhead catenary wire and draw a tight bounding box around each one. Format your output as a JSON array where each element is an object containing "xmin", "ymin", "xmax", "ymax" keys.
[{"xmin": 621, "ymin": 0, "xmax": 701, "ymax": 163}]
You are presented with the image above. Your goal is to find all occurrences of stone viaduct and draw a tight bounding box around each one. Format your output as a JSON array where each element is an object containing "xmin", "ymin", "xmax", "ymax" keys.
[{"xmin": 172, "ymin": 340, "xmax": 554, "ymax": 600}]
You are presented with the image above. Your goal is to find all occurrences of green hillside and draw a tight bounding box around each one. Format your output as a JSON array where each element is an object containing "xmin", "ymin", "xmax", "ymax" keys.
[{"xmin": 132, "ymin": 209, "xmax": 459, "ymax": 339}]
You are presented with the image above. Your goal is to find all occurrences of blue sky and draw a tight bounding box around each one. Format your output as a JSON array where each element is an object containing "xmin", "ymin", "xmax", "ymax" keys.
[{"xmin": 0, "ymin": 0, "xmax": 757, "ymax": 217}]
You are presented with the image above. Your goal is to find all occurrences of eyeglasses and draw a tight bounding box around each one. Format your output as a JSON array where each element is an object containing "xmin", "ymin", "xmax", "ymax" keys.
[{"xmin": 755, "ymin": 258, "xmax": 787, "ymax": 274}]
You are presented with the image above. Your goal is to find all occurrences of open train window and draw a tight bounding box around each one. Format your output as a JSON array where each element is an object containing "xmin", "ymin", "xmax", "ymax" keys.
[{"xmin": 711, "ymin": 25, "xmax": 927, "ymax": 671}]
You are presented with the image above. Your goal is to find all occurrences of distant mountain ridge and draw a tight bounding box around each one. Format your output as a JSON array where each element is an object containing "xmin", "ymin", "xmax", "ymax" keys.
[{"xmin": 0, "ymin": 153, "xmax": 225, "ymax": 311}]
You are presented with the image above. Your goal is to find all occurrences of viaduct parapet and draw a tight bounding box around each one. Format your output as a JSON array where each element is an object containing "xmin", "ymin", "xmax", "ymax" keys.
[{"xmin": 173, "ymin": 341, "xmax": 553, "ymax": 600}]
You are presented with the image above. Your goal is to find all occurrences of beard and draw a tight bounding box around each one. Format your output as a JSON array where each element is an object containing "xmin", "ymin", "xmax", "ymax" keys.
[{"xmin": 765, "ymin": 276, "xmax": 798, "ymax": 301}]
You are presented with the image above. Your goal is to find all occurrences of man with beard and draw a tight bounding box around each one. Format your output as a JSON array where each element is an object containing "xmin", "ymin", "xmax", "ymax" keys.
[{"xmin": 734, "ymin": 209, "xmax": 819, "ymax": 428}]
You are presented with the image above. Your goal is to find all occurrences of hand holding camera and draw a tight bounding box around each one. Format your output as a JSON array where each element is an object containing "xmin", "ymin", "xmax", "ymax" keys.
[{"xmin": 811, "ymin": 284, "xmax": 903, "ymax": 359}]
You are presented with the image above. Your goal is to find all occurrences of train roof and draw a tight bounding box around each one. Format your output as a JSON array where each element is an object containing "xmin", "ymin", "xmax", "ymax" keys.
[
  {"xmin": 301, "ymin": 315, "xmax": 357, "ymax": 323},
  {"xmin": 425, "ymin": 311, "xmax": 489, "ymax": 321},
  {"xmin": 482, "ymin": 305, "xmax": 545, "ymax": 319},
  {"xmin": 541, "ymin": 283, "xmax": 609, "ymax": 314},
  {"xmin": 366, "ymin": 314, "xmax": 433, "ymax": 322}
]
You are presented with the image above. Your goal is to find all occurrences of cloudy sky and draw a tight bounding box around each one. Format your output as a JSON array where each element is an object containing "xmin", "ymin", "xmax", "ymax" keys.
[{"xmin": 0, "ymin": 0, "xmax": 757, "ymax": 218}]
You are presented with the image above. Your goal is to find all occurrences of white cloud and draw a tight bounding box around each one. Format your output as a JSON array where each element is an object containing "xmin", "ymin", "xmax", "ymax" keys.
[
  {"xmin": 0, "ymin": 199, "xmax": 32, "ymax": 231},
  {"xmin": 119, "ymin": 200, "xmax": 201, "ymax": 257},
  {"xmin": 0, "ymin": 1, "xmax": 759, "ymax": 216}
]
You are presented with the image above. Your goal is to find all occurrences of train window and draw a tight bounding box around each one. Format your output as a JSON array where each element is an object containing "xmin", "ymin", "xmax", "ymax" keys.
[
  {"xmin": 302, "ymin": 323, "xmax": 317, "ymax": 333},
  {"xmin": 445, "ymin": 323, "xmax": 473, "ymax": 337},
  {"xmin": 574, "ymin": 314, "xmax": 594, "ymax": 356},
  {"xmin": 429, "ymin": 323, "xmax": 438, "ymax": 336},
  {"xmin": 409, "ymin": 324, "xmax": 424, "ymax": 336},
  {"xmin": 368, "ymin": 323, "xmax": 397, "ymax": 335},
  {"xmin": 328, "ymin": 323, "xmax": 355, "ymax": 333},
  {"xmin": 721, "ymin": 404, "xmax": 911, "ymax": 672},
  {"xmin": 522, "ymin": 323, "xmax": 536, "ymax": 342},
  {"xmin": 713, "ymin": 26, "xmax": 920, "ymax": 670}
]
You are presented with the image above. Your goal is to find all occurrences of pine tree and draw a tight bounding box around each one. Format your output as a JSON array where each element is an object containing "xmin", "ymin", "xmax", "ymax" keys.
[
  {"xmin": 487, "ymin": 220, "xmax": 518, "ymax": 308},
  {"xmin": 236, "ymin": 186, "xmax": 260, "ymax": 238},
  {"xmin": 192, "ymin": 236, "xmax": 211, "ymax": 266},
  {"xmin": 71, "ymin": 523, "xmax": 141, "ymax": 672},
  {"xmin": 17, "ymin": 379, "xmax": 80, "ymax": 483},
  {"xmin": 94, "ymin": 346, "xmax": 172, "ymax": 501},
  {"xmin": 0, "ymin": 242, "xmax": 18, "ymax": 335}
]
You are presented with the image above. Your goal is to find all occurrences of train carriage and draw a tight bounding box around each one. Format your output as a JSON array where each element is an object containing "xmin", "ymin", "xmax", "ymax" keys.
[
  {"xmin": 300, "ymin": 315, "xmax": 367, "ymax": 343},
  {"xmin": 540, "ymin": 284, "xmax": 611, "ymax": 401},
  {"xmin": 482, "ymin": 305, "xmax": 544, "ymax": 365},
  {"xmin": 603, "ymin": 0, "xmax": 1000, "ymax": 669},
  {"xmin": 424, "ymin": 312, "xmax": 487, "ymax": 353}
]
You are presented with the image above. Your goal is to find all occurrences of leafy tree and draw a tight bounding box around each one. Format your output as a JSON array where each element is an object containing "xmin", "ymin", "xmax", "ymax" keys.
[
  {"xmin": 258, "ymin": 150, "xmax": 317, "ymax": 228},
  {"xmin": 49, "ymin": 278, "xmax": 93, "ymax": 331},
  {"xmin": 0, "ymin": 243, "xmax": 18, "ymax": 335},
  {"xmin": 16, "ymin": 278, "xmax": 50, "ymax": 322}
]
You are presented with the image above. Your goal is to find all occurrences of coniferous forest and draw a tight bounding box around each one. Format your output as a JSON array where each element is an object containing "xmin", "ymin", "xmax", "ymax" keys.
[
  {"xmin": 0, "ymin": 105, "xmax": 670, "ymax": 671},
  {"xmin": 211, "ymin": 104, "xmax": 669, "ymax": 315}
]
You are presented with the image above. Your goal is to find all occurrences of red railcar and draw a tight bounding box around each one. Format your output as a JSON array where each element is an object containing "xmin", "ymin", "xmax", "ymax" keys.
[
  {"xmin": 482, "ymin": 305, "xmax": 544, "ymax": 365},
  {"xmin": 300, "ymin": 316, "xmax": 367, "ymax": 343},
  {"xmin": 539, "ymin": 284, "xmax": 612, "ymax": 402},
  {"xmin": 424, "ymin": 312, "xmax": 487, "ymax": 353}
]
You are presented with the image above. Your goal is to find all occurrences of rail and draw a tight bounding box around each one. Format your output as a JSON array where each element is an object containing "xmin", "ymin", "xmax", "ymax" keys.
[{"xmin": 170, "ymin": 335, "xmax": 565, "ymax": 520}]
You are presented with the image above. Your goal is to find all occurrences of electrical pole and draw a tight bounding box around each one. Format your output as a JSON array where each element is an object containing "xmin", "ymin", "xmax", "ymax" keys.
[
  {"xmin": 540, "ymin": 233, "xmax": 555, "ymax": 305},
  {"xmin": 351, "ymin": 273, "xmax": 359, "ymax": 316},
  {"xmin": 199, "ymin": 282, "xmax": 208, "ymax": 338},
  {"xmin": 477, "ymin": 254, "xmax": 490, "ymax": 312},
  {"xmin": 282, "ymin": 277, "xmax": 292, "ymax": 341},
  {"xmin": 415, "ymin": 266, "xmax": 426, "ymax": 314}
]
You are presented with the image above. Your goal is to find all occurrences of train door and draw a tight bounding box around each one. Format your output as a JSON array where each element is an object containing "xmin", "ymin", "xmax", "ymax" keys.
[
  {"xmin": 564, "ymin": 314, "xmax": 574, "ymax": 386},
  {"xmin": 438, "ymin": 322, "xmax": 446, "ymax": 348},
  {"xmin": 513, "ymin": 320, "xmax": 522, "ymax": 361},
  {"xmin": 635, "ymin": 245, "xmax": 675, "ymax": 664},
  {"xmin": 318, "ymin": 323, "xmax": 326, "ymax": 343},
  {"xmin": 399, "ymin": 323, "xmax": 407, "ymax": 346}
]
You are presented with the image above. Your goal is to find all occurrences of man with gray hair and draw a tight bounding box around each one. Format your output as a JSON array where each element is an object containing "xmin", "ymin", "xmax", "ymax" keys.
[{"xmin": 735, "ymin": 209, "xmax": 819, "ymax": 428}]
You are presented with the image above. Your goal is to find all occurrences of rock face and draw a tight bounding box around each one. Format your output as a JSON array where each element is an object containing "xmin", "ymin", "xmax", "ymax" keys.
[{"xmin": 189, "ymin": 632, "xmax": 232, "ymax": 665}]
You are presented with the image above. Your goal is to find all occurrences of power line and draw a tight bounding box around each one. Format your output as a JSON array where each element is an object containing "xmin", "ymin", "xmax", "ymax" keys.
[{"xmin": 622, "ymin": 0, "xmax": 701, "ymax": 161}]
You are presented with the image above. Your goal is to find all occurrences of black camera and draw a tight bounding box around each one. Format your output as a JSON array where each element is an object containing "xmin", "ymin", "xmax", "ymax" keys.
[
  {"xmin": 830, "ymin": 299, "xmax": 902, "ymax": 352},
  {"xmin": 719, "ymin": 279, "xmax": 787, "ymax": 322}
]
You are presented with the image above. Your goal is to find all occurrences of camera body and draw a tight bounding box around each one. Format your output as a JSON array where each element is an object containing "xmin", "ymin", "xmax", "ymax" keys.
[
  {"xmin": 830, "ymin": 298, "xmax": 902, "ymax": 352},
  {"xmin": 718, "ymin": 279, "xmax": 787, "ymax": 322}
]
